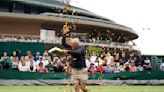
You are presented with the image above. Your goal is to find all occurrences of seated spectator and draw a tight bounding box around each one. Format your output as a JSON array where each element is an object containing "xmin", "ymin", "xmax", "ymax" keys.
[
  {"xmin": 63, "ymin": 55, "xmax": 72, "ymax": 72},
  {"xmin": 104, "ymin": 52, "xmax": 113, "ymax": 65},
  {"xmin": 124, "ymin": 62, "xmax": 130, "ymax": 72},
  {"xmin": 143, "ymin": 57, "xmax": 152, "ymax": 70},
  {"xmin": 128, "ymin": 52, "xmax": 137, "ymax": 64},
  {"xmin": 119, "ymin": 52, "xmax": 127, "ymax": 65},
  {"xmin": 85, "ymin": 55, "xmax": 91, "ymax": 69},
  {"xmin": 108, "ymin": 62, "xmax": 116, "ymax": 72},
  {"xmin": 103, "ymin": 65, "xmax": 112, "ymax": 73},
  {"xmin": 42, "ymin": 57, "xmax": 49, "ymax": 66},
  {"xmin": 94, "ymin": 57, "xmax": 100, "ymax": 66},
  {"xmin": 37, "ymin": 62, "xmax": 47, "ymax": 72},
  {"xmin": 113, "ymin": 53, "xmax": 120, "ymax": 62},
  {"xmin": 18, "ymin": 56, "xmax": 30, "ymax": 72},
  {"xmin": 10, "ymin": 51, "xmax": 19, "ymax": 70},
  {"xmin": 45, "ymin": 57, "xmax": 55, "ymax": 72},
  {"xmin": 88, "ymin": 63, "xmax": 97, "ymax": 73},
  {"xmin": 136, "ymin": 52, "xmax": 144, "ymax": 66},
  {"xmin": 136, "ymin": 62, "xmax": 144, "ymax": 71},
  {"xmin": 90, "ymin": 51, "xmax": 97, "ymax": 63},
  {"xmin": 129, "ymin": 62, "xmax": 137, "ymax": 72},
  {"xmin": 52, "ymin": 56, "xmax": 59, "ymax": 66},
  {"xmin": 28, "ymin": 56, "xmax": 36, "ymax": 72},
  {"xmin": 54, "ymin": 59, "xmax": 64, "ymax": 72},
  {"xmin": 42, "ymin": 52, "xmax": 49, "ymax": 61},
  {"xmin": 25, "ymin": 50, "xmax": 32, "ymax": 61},
  {"xmin": 0, "ymin": 52, "xmax": 11, "ymax": 70},
  {"xmin": 113, "ymin": 62, "xmax": 122, "ymax": 73},
  {"xmin": 36, "ymin": 56, "xmax": 48, "ymax": 66},
  {"xmin": 34, "ymin": 51, "xmax": 40, "ymax": 62},
  {"xmin": 98, "ymin": 54, "xmax": 105, "ymax": 65},
  {"xmin": 96, "ymin": 65, "xmax": 105, "ymax": 73}
]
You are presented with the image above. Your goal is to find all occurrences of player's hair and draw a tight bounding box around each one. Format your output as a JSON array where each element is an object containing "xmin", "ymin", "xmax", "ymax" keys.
[{"xmin": 72, "ymin": 38, "xmax": 80, "ymax": 45}]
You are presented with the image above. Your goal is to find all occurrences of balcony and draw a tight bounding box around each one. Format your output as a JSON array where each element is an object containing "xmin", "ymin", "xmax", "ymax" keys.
[{"xmin": 0, "ymin": 34, "xmax": 138, "ymax": 50}]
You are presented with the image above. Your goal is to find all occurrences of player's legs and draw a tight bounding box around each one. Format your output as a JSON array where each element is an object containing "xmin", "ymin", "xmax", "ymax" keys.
[
  {"xmin": 79, "ymin": 68, "xmax": 88, "ymax": 92},
  {"xmin": 74, "ymin": 82, "xmax": 80, "ymax": 92},
  {"xmin": 80, "ymin": 83, "xmax": 88, "ymax": 92}
]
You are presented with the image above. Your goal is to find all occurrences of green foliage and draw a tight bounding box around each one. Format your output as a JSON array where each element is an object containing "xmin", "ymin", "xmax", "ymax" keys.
[{"xmin": 86, "ymin": 46, "xmax": 101, "ymax": 55}]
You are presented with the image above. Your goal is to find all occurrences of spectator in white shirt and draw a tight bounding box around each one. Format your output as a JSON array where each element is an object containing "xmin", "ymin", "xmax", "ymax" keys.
[
  {"xmin": 10, "ymin": 51, "xmax": 19, "ymax": 70},
  {"xmin": 105, "ymin": 52, "xmax": 113, "ymax": 65},
  {"xmin": 25, "ymin": 50, "xmax": 32, "ymax": 61},
  {"xmin": 90, "ymin": 52, "xmax": 97, "ymax": 63},
  {"xmin": 18, "ymin": 56, "xmax": 30, "ymax": 72},
  {"xmin": 28, "ymin": 56, "xmax": 36, "ymax": 72},
  {"xmin": 36, "ymin": 56, "xmax": 48, "ymax": 66}
]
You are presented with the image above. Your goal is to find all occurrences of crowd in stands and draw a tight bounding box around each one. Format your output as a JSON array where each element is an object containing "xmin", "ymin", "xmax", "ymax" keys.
[{"xmin": 0, "ymin": 50, "xmax": 155, "ymax": 73}]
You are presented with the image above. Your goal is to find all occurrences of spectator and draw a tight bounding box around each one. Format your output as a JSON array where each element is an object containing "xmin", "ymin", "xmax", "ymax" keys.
[
  {"xmin": 103, "ymin": 65, "xmax": 112, "ymax": 73},
  {"xmin": 104, "ymin": 52, "xmax": 113, "ymax": 65},
  {"xmin": 101, "ymin": 58, "xmax": 106, "ymax": 66},
  {"xmin": 129, "ymin": 62, "xmax": 137, "ymax": 72},
  {"xmin": 136, "ymin": 62, "xmax": 144, "ymax": 71},
  {"xmin": 90, "ymin": 51, "xmax": 97, "ymax": 63},
  {"xmin": 128, "ymin": 52, "xmax": 137, "ymax": 64},
  {"xmin": 42, "ymin": 52, "xmax": 49, "ymax": 66},
  {"xmin": 34, "ymin": 51, "xmax": 40, "ymax": 61},
  {"xmin": 54, "ymin": 59, "xmax": 64, "ymax": 72},
  {"xmin": 108, "ymin": 62, "xmax": 116, "ymax": 72},
  {"xmin": 52, "ymin": 56, "xmax": 59, "ymax": 66},
  {"xmin": 0, "ymin": 52, "xmax": 11, "ymax": 70},
  {"xmin": 63, "ymin": 55, "xmax": 72, "ymax": 72},
  {"xmin": 113, "ymin": 62, "xmax": 122, "ymax": 73},
  {"xmin": 143, "ymin": 57, "xmax": 152, "ymax": 70},
  {"xmin": 96, "ymin": 65, "xmax": 105, "ymax": 73},
  {"xmin": 88, "ymin": 63, "xmax": 96, "ymax": 73},
  {"xmin": 42, "ymin": 52, "xmax": 49, "ymax": 61},
  {"xmin": 18, "ymin": 56, "xmax": 30, "ymax": 72},
  {"xmin": 114, "ymin": 53, "xmax": 120, "ymax": 62},
  {"xmin": 45, "ymin": 57, "xmax": 55, "ymax": 72},
  {"xmin": 94, "ymin": 57, "xmax": 100, "ymax": 67},
  {"xmin": 37, "ymin": 62, "xmax": 47, "ymax": 72},
  {"xmin": 124, "ymin": 62, "xmax": 130, "ymax": 72},
  {"xmin": 28, "ymin": 56, "xmax": 36, "ymax": 72},
  {"xmin": 85, "ymin": 55, "xmax": 91, "ymax": 69},
  {"xmin": 136, "ymin": 52, "xmax": 144, "ymax": 66},
  {"xmin": 10, "ymin": 51, "xmax": 19, "ymax": 70},
  {"xmin": 98, "ymin": 54, "xmax": 105, "ymax": 65},
  {"xmin": 36, "ymin": 56, "xmax": 48, "ymax": 66},
  {"xmin": 25, "ymin": 50, "xmax": 32, "ymax": 61},
  {"xmin": 119, "ymin": 52, "xmax": 127, "ymax": 65}
]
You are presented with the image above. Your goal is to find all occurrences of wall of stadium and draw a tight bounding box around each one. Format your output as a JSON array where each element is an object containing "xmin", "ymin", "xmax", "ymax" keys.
[{"xmin": 0, "ymin": 20, "xmax": 41, "ymax": 35}]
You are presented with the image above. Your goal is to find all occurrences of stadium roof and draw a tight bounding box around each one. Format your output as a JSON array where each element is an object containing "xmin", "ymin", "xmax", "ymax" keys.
[
  {"xmin": 7, "ymin": 0, "xmax": 115, "ymax": 22},
  {"xmin": 0, "ymin": 0, "xmax": 138, "ymax": 41}
]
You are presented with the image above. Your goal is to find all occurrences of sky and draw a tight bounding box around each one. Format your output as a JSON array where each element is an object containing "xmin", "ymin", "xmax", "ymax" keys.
[{"xmin": 70, "ymin": 0, "xmax": 164, "ymax": 55}]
